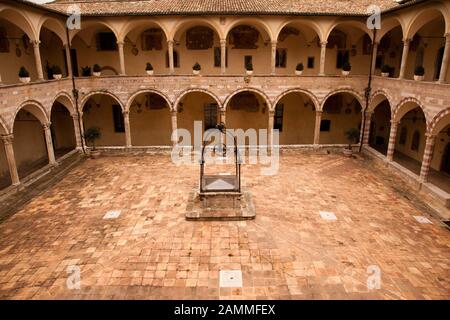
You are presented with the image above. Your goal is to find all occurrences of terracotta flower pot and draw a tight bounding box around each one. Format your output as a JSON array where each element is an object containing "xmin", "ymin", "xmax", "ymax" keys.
[
  {"xmin": 414, "ymin": 75, "xmax": 424, "ymax": 81},
  {"xmin": 342, "ymin": 70, "xmax": 350, "ymax": 76},
  {"xmin": 295, "ymin": 70, "xmax": 303, "ymax": 76},
  {"xmin": 381, "ymin": 72, "xmax": 389, "ymax": 77},
  {"xmin": 89, "ymin": 149, "xmax": 101, "ymax": 159},
  {"xmin": 19, "ymin": 77, "xmax": 30, "ymax": 83},
  {"xmin": 93, "ymin": 72, "xmax": 101, "ymax": 77},
  {"xmin": 53, "ymin": 74, "xmax": 62, "ymax": 79},
  {"xmin": 343, "ymin": 148, "xmax": 353, "ymax": 157},
  {"xmin": 246, "ymin": 70, "xmax": 253, "ymax": 75},
  {"xmin": 146, "ymin": 70, "xmax": 154, "ymax": 75},
  {"xmin": 193, "ymin": 70, "xmax": 200, "ymax": 75}
]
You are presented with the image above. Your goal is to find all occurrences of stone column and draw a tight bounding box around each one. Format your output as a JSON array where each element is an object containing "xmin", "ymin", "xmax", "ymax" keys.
[
  {"xmin": 220, "ymin": 109, "xmax": 226, "ymax": 149},
  {"xmin": 220, "ymin": 39, "xmax": 227, "ymax": 74},
  {"xmin": 117, "ymin": 41, "xmax": 126, "ymax": 76},
  {"xmin": 319, "ymin": 41, "xmax": 327, "ymax": 76},
  {"xmin": 399, "ymin": 38, "xmax": 411, "ymax": 79},
  {"xmin": 268, "ymin": 110, "xmax": 275, "ymax": 149},
  {"xmin": 313, "ymin": 110, "xmax": 323, "ymax": 145},
  {"xmin": 167, "ymin": 40, "xmax": 175, "ymax": 74},
  {"xmin": 123, "ymin": 111, "xmax": 131, "ymax": 148},
  {"xmin": 43, "ymin": 123, "xmax": 57, "ymax": 166},
  {"xmin": 419, "ymin": 134, "xmax": 437, "ymax": 182},
  {"xmin": 64, "ymin": 44, "xmax": 73, "ymax": 78},
  {"xmin": 71, "ymin": 114, "xmax": 83, "ymax": 150},
  {"xmin": 271, "ymin": 40, "xmax": 277, "ymax": 75},
  {"xmin": 171, "ymin": 110, "xmax": 178, "ymax": 146},
  {"xmin": 1, "ymin": 134, "xmax": 20, "ymax": 186},
  {"xmin": 362, "ymin": 111, "xmax": 373, "ymax": 146},
  {"xmin": 386, "ymin": 120, "xmax": 399, "ymax": 161},
  {"xmin": 31, "ymin": 40, "xmax": 44, "ymax": 81},
  {"xmin": 371, "ymin": 42, "xmax": 379, "ymax": 75},
  {"xmin": 438, "ymin": 33, "xmax": 450, "ymax": 83}
]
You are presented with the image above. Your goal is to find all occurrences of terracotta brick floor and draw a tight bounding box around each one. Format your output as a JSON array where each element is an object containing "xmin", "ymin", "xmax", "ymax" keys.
[{"xmin": 0, "ymin": 152, "xmax": 449, "ymax": 300}]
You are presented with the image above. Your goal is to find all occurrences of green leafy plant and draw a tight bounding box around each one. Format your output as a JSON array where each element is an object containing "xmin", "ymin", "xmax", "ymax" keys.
[
  {"xmin": 84, "ymin": 126, "xmax": 101, "ymax": 150},
  {"xmin": 93, "ymin": 64, "xmax": 101, "ymax": 73},
  {"xmin": 345, "ymin": 128, "xmax": 360, "ymax": 149},
  {"xmin": 342, "ymin": 61, "xmax": 352, "ymax": 72},
  {"xmin": 18, "ymin": 66, "xmax": 29, "ymax": 78},
  {"xmin": 193, "ymin": 62, "xmax": 201, "ymax": 71},
  {"xmin": 414, "ymin": 66, "xmax": 425, "ymax": 76},
  {"xmin": 296, "ymin": 63, "xmax": 304, "ymax": 71},
  {"xmin": 51, "ymin": 65, "xmax": 62, "ymax": 75},
  {"xmin": 146, "ymin": 62, "xmax": 153, "ymax": 71},
  {"xmin": 381, "ymin": 64, "xmax": 390, "ymax": 73},
  {"xmin": 81, "ymin": 66, "xmax": 91, "ymax": 76}
]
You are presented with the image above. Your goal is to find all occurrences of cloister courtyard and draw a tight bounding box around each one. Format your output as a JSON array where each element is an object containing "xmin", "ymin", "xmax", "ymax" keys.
[{"xmin": 0, "ymin": 151, "xmax": 448, "ymax": 300}]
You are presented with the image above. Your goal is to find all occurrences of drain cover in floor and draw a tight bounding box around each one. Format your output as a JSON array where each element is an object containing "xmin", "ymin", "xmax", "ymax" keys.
[
  {"xmin": 103, "ymin": 210, "xmax": 121, "ymax": 219},
  {"xmin": 219, "ymin": 270, "xmax": 242, "ymax": 288},
  {"xmin": 413, "ymin": 216, "xmax": 432, "ymax": 224},
  {"xmin": 319, "ymin": 211, "xmax": 337, "ymax": 221}
]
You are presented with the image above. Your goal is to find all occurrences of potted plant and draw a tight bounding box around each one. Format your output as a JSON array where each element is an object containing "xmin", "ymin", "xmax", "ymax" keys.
[
  {"xmin": 246, "ymin": 62, "xmax": 253, "ymax": 75},
  {"xmin": 381, "ymin": 64, "xmax": 390, "ymax": 77},
  {"xmin": 51, "ymin": 65, "xmax": 62, "ymax": 79},
  {"xmin": 84, "ymin": 126, "xmax": 101, "ymax": 158},
  {"xmin": 93, "ymin": 64, "xmax": 102, "ymax": 76},
  {"xmin": 193, "ymin": 62, "xmax": 201, "ymax": 75},
  {"xmin": 145, "ymin": 62, "xmax": 154, "ymax": 75},
  {"xmin": 295, "ymin": 63, "xmax": 304, "ymax": 76},
  {"xmin": 342, "ymin": 61, "xmax": 351, "ymax": 76},
  {"xmin": 81, "ymin": 66, "xmax": 91, "ymax": 77},
  {"xmin": 414, "ymin": 66, "xmax": 424, "ymax": 81},
  {"xmin": 343, "ymin": 128, "xmax": 360, "ymax": 157},
  {"xmin": 18, "ymin": 66, "xmax": 30, "ymax": 83}
]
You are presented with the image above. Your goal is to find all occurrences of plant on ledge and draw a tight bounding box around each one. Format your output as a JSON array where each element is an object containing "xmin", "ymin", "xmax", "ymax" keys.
[
  {"xmin": 414, "ymin": 66, "xmax": 425, "ymax": 81},
  {"xmin": 343, "ymin": 127, "xmax": 360, "ymax": 157},
  {"xmin": 295, "ymin": 63, "xmax": 304, "ymax": 75},
  {"xmin": 51, "ymin": 65, "xmax": 62, "ymax": 79},
  {"xmin": 81, "ymin": 66, "xmax": 91, "ymax": 77},
  {"xmin": 84, "ymin": 126, "xmax": 102, "ymax": 158},
  {"xmin": 342, "ymin": 61, "xmax": 351, "ymax": 76},
  {"xmin": 246, "ymin": 62, "xmax": 253, "ymax": 75},
  {"xmin": 381, "ymin": 64, "xmax": 390, "ymax": 77},
  {"xmin": 146, "ymin": 62, "xmax": 154, "ymax": 75},
  {"xmin": 18, "ymin": 66, "xmax": 30, "ymax": 83},
  {"xmin": 93, "ymin": 64, "xmax": 102, "ymax": 76},
  {"xmin": 193, "ymin": 62, "xmax": 201, "ymax": 75}
]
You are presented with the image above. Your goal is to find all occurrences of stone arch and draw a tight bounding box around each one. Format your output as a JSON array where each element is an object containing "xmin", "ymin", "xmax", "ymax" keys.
[
  {"xmin": 368, "ymin": 90, "xmax": 393, "ymax": 113},
  {"xmin": 430, "ymin": 107, "xmax": 450, "ymax": 136},
  {"xmin": 52, "ymin": 92, "xmax": 76, "ymax": 115},
  {"xmin": 13, "ymin": 100, "xmax": 49, "ymax": 126},
  {"xmin": 325, "ymin": 19, "xmax": 372, "ymax": 45},
  {"xmin": 68, "ymin": 19, "xmax": 119, "ymax": 45},
  {"xmin": 405, "ymin": 4, "xmax": 449, "ymax": 39},
  {"xmin": 376, "ymin": 15, "xmax": 406, "ymax": 42},
  {"xmin": 273, "ymin": 88, "xmax": 320, "ymax": 111},
  {"xmin": 392, "ymin": 97, "xmax": 429, "ymax": 124},
  {"xmin": 125, "ymin": 89, "xmax": 172, "ymax": 112},
  {"xmin": 171, "ymin": 18, "xmax": 224, "ymax": 41},
  {"xmin": 174, "ymin": 89, "xmax": 222, "ymax": 111},
  {"xmin": 80, "ymin": 91, "xmax": 124, "ymax": 114},
  {"xmin": 0, "ymin": 116, "xmax": 8, "ymax": 135},
  {"xmin": 320, "ymin": 89, "xmax": 364, "ymax": 111},
  {"xmin": 37, "ymin": 15, "xmax": 67, "ymax": 45},
  {"xmin": 0, "ymin": 7, "xmax": 37, "ymax": 40},
  {"xmin": 275, "ymin": 19, "xmax": 323, "ymax": 42},
  {"xmin": 119, "ymin": 18, "xmax": 170, "ymax": 43},
  {"xmin": 224, "ymin": 18, "xmax": 274, "ymax": 42},
  {"xmin": 224, "ymin": 88, "xmax": 272, "ymax": 111}
]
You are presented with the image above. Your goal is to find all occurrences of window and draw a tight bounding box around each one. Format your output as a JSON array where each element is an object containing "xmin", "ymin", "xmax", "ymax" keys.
[
  {"xmin": 166, "ymin": 50, "xmax": 180, "ymax": 68},
  {"xmin": 307, "ymin": 57, "xmax": 315, "ymax": 69},
  {"xmin": 411, "ymin": 130, "xmax": 420, "ymax": 151},
  {"xmin": 214, "ymin": 47, "xmax": 228, "ymax": 67},
  {"xmin": 399, "ymin": 127, "xmax": 407, "ymax": 145},
  {"xmin": 186, "ymin": 26, "xmax": 214, "ymax": 50},
  {"xmin": 141, "ymin": 28, "xmax": 163, "ymax": 51},
  {"xmin": 275, "ymin": 49, "xmax": 287, "ymax": 68},
  {"xmin": 112, "ymin": 105, "xmax": 125, "ymax": 133},
  {"xmin": 336, "ymin": 50, "xmax": 350, "ymax": 69},
  {"xmin": 0, "ymin": 27, "xmax": 9, "ymax": 53},
  {"xmin": 96, "ymin": 32, "xmax": 117, "ymax": 51},
  {"xmin": 204, "ymin": 104, "xmax": 218, "ymax": 131},
  {"xmin": 244, "ymin": 55, "xmax": 253, "ymax": 68},
  {"xmin": 320, "ymin": 120, "xmax": 331, "ymax": 132},
  {"xmin": 274, "ymin": 104, "xmax": 284, "ymax": 131}
]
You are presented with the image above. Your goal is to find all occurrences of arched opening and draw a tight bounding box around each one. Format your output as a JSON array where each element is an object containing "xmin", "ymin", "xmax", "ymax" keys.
[
  {"xmin": 226, "ymin": 24, "xmax": 271, "ymax": 74},
  {"xmin": 39, "ymin": 25, "xmax": 66, "ymax": 80},
  {"xmin": 129, "ymin": 92, "xmax": 171, "ymax": 146},
  {"xmin": 276, "ymin": 22, "xmax": 320, "ymax": 75},
  {"xmin": 325, "ymin": 23, "xmax": 372, "ymax": 75},
  {"xmin": 70, "ymin": 23, "xmax": 119, "ymax": 76},
  {"xmin": 0, "ymin": 14, "xmax": 37, "ymax": 84},
  {"xmin": 369, "ymin": 100, "xmax": 391, "ymax": 155},
  {"xmin": 12, "ymin": 107, "xmax": 48, "ymax": 179},
  {"xmin": 177, "ymin": 91, "xmax": 220, "ymax": 147},
  {"xmin": 225, "ymin": 91, "xmax": 269, "ymax": 146},
  {"xmin": 173, "ymin": 23, "xmax": 221, "ymax": 74},
  {"xmin": 376, "ymin": 25, "xmax": 403, "ymax": 77},
  {"xmin": 50, "ymin": 102, "xmax": 76, "ymax": 158},
  {"xmin": 275, "ymin": 92, "xmax": 316, "ymax": 144},
  {"xmin": 427, "ymin": 113, "xmax": 450, "ymax": 193},
  {"xmin": 405, "ymin": 10, "xmax": 446, "ymax": 81},
  {"xmin": 82, "ymin": 94, "xmax": 125, "ymax": 147},
  {"xmin": 122, "ymin": 22, "xmax": 168, "ymax": 75},
  {"xmin": 393, "ymin": 106, "xmax": 427, "ymax": 175},
  {"xmin": 320, "ymin": 92, "xmax": 362, "ymax": 144},
  {"xmin": 0, "ymin": 121, "xmax": 10, "ymax": 189}
]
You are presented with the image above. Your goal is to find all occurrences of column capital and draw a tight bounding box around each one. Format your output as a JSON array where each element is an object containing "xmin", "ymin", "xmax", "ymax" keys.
[
  {"xmin": 390, "ymin": 120, "xmax": 399, "ymax": 125},
  {"xmin": 30, "ymin": 39, "xmax": 41, "ymax": 46},
  {"xmin": 444, "ymin": 33, "xmax": 450, "ymax": 40},
  {"xmin": 425, "ymin": 133, "xmax": 437, "ymax": 140},
  {"xmin": 402, "ymin": 38, "xmax": 411, "ymax": 45},
  {"xmin": 1, "ymin": 134, "xmax": 14, "ymax": 145},
  {"xmin": 167, "ymin": 39, "xmax": 174, "ymax": 46},
  {"xmin": 268, "ymin": 109, "xmax": 275, "ymax": 116},
  {"xmin": 71, "ymin": 113, "xmax": 80, "ymax": 120},
  {"xmin": 320, "ymin": 41, "xmax": 328, "ymax": 47},
  {"xmin": 271, "ymin": 40, "xmax": 277, "ymax": 46},
  {"xmin": 220, "ymin": 39, "xmax": 227, "ymax": 45},
  {"xmin": 42, "ymin": 122, "xmax": 52, "ymax": 130},
  {"xmin": 365, "ymin": 110, "xmax": 374, "ymax": 116},
  {"xmin": 171, "ymin": 109, "xmax": 178, "ymax": 115},
  {"xmin": 122, "ymin": 110, "xmax": 129, "ymax": 117},
  {"xmin": 315, "ymin": 110, "xmax": 323, "ymax": 115},
  {"xmin": 116, "ymin": 40, "xmax": 125, "ymax": 46}
]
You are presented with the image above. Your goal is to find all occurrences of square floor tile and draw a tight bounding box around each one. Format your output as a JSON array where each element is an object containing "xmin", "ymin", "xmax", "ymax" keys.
[
  {"xmin": 413, "ymin": 216, "xmax": 432, "ymax": 224},
  {"xmin": 319, "ymin": 211, "xmax": 337, "ymax": 221},
  {"xmin": 219, "ymin": 270, "xmax": 242, "ymax": 288},
  {"xmin": 103, "ymin": 210, "xmax": 121, "ymax": 219}
]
